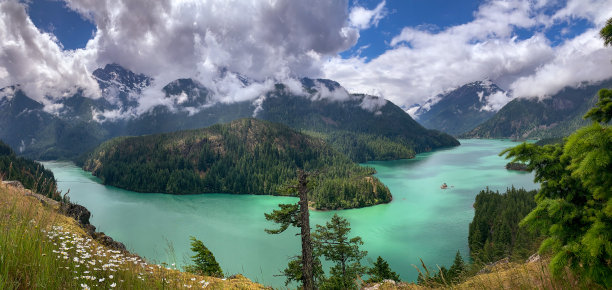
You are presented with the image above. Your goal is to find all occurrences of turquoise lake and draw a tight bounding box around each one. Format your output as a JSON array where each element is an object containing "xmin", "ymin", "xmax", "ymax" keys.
[{"xmin": 43, "ymin": 139, "xmax": 538, "ymax": 288}]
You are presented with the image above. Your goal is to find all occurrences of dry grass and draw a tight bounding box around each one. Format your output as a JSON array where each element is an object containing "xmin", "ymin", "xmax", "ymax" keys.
[
  {"xmin": 0, "ymin": 182, "xmax": 265, "ymax": 289},
  {"xmin": 454, "ymin": 260, "xmax": 594, "ymax": 290},
  {"xmin": 364, "ymin": 258, "xmax": 603, "ymax": 290}
]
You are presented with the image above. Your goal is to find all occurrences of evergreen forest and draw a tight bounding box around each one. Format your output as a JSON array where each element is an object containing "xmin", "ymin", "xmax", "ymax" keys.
[
  {"xmin": 468, "ymin": 187, "xmax": 542, "ymax": 264},
  {"xmin": 82, "ymin": 118, "xmax": 392, "ymax": 210},
  {"xmin": 0, "ymin": 140, "xmax": 59, "ymax": 200}
]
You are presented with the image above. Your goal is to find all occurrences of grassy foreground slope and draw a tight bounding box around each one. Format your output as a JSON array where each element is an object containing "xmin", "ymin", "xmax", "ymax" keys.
[
  {"xmin": 0, "ymin": 181, "xmax": 263, "ymax": 289},
  {"xmin": 362, "ymin": 258, "xmax": 594, "ymax": 289},
  {"xmin": 82, "ymin": 118, "xmax": 391, "ymax": 210}
]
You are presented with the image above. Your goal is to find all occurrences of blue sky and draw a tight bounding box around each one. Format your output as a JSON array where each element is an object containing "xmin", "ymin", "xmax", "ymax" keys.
[
  {"xmin": 341, "ymin": 0, "xmax": 484, "ymax": 60},
  {"xmin": 26, "ymin": 0, "xmax": 593, "ymax": 60},
  {"xmin": 26, "ymin": 0, "xmax": 486, "ymax": 55},
  {"xmin": 3, "ymin": 0, "xmax": 612, "ymax": 114},
  {"xmin": 26, "ymin": 0, "xmax": 95, "ymax": 50}
]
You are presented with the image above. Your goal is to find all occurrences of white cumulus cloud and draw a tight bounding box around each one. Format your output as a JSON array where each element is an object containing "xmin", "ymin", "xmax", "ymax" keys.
[
  {"xmin": 349, "ymin": 1, "xmax": 386, "ymax": 30},
  {"xmin": 325, "ymin": 0, "xmax": 612, "ymax": 110},
  {"xmin": 1, "ymin": 0, "xmax": 363, "ymax": 113},
  {"xmin": 0, "ymin": 1, "xmax": 100, "ymax": 104},
  {"xmin": 2, "ymin": 0, "xmax": 612, "ymax": 117}
]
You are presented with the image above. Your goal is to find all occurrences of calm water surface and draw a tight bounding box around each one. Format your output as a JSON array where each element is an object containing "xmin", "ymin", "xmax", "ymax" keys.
[{"xmin": 43, "ymin": 139, "xmax": 537, "ymax": 288}]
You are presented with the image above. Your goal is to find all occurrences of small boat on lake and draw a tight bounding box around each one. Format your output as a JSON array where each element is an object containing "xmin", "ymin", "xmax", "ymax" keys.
[{"xmin": 441, "ymin": 183, "xmax": 448, "ymax": 189}]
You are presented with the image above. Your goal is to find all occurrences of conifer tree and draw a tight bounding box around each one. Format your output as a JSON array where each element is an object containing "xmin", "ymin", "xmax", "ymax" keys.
[
  {"xmin": 185, "ymin": 237, "xmax": 223, "ymax": 277},
  {"xmin": 448, "ymin": 251, "xmax": 465, "ymax": 281},
  {"xmin": 366, "ymin": 256, "xmax": 399, "ymax": 283},
  {"xmin": 498, "ymin": 19, "xmax": 612, "ymax": 288},
  {"xmin": 265, "ymin": 170, "xmax": 318, "ymax": 289},
  {"xmin": 313, "ymin": 214, "xmax": 367, "ymax": 289},
  {"xmin": 600, "ymin": 17, "xmax": 612, "ymax": 47},
  {"xmin": 502, "ymin": 69, "xmax": 612, "ymax": 288}
]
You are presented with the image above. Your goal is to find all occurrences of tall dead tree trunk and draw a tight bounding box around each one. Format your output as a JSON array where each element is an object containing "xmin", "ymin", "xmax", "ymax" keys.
[{"xmin": 298, "ymin": 170, "xmax": 314, "ymax": 290}]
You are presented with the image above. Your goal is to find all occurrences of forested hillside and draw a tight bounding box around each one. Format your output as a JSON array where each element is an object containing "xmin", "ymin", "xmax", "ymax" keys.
[
  {"xmin": 468, "ymin": 187, "xmax": 542, "ymax": 264},
  {"xmin": 463, "ymin": 79, "xmax": 612, "ymax": 139},
  {"xmin": 82, "ymin": 119, "xmax": 391, "ymax": 210},
  {"xmin": 0, "ymin": 140, "xmax": 59, "ymax": 199},
  {"xmin": 259, "ymin": 84, "xmax": 459, "ymax": 162}
]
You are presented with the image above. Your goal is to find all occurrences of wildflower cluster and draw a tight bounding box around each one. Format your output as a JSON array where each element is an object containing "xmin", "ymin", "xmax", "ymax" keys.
[{"xmin": 43, "ymin": 226, "xmax": 210, "ymax": 289}]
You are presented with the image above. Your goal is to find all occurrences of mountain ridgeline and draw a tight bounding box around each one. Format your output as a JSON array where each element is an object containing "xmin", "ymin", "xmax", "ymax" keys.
[
  {"xmin": 414, "ymin": 81, "xmax": 503, "ymax": 136},
  {"xmin": 463, "ymin": 79, "xmax": 612, "ymax": 139},
  {"xmin": 0, "ymin": 64, "xmax": 458, "ymax": 162},
  {"xmin": 259, "ymin": 81, "xmax": 458, "ymax": 162},
  {"xmin": 82, "ymin": 119, "xmax": 392, "ymax": 210}
]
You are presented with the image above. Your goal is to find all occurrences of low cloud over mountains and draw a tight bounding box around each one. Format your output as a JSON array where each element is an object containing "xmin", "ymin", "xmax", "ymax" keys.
[{"xmin": 1, "ymin": 0, "xmax": 612, "ymax": 115}]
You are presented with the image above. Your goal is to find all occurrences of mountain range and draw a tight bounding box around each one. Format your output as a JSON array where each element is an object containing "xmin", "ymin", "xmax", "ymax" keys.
[
  {"xmin": 410, "ymin": 78, "xmax": 612, "ymax": 140},
  {"xmin": 0, "ymin": 64, "xmax": 458, "ymax": 161},
  {"xmin": 463, "ymin": 79, "xmax": 612, "ymax": 139},
  {"xmin": 413, "ymin": 80, "xmax": 504, "ymax": 136}
]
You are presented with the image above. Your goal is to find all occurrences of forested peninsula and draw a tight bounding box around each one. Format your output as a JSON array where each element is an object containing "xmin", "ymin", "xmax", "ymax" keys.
[{"xmin": 82, "ymin": 118, "xmax": 391, "ymax": 210}]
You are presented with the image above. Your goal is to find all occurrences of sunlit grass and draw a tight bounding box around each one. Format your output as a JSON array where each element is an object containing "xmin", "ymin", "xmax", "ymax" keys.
[
  {"xmin": 377, "ymin": 258, "xmax": 604, "ymax": 290},
  {"xmin": 0, "ymin": 183, "xmax": 263, "ymax": 289}
]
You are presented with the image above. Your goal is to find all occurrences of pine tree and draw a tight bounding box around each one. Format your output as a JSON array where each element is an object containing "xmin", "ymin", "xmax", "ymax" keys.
[
  {"xmin": 184, "ymin": 237, "xmax": 223, "ymax": 277},
  {"xmin": 366, "ymin": 256, "xmax": 399, "ymax": 283},
  {"xmin": 501, "ymin": 58, "xmax": 612, "ymax": 287},
  {"xmin": 584, "ymin": 88, "xmax": 612, "ymax": 124},
  {"xmin": 448, "ymin": 251, "xmax": 465, "ymax": 281},
  {"xmin": 265, "ymin": 170, "xmax": 317, "ymax": 289},
  {"xmin": 313, "ymin": 214, "xmax": 367, "ymax": 289}
]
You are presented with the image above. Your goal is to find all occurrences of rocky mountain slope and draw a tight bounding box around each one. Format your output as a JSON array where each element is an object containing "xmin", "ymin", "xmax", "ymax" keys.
[
  {"xmin": 414, "ymin": 81, "xmax": 504, "ymax": 136},
  {"xmin": 463, "ymin": 79, "xmax": 612, "ymax": 139}
]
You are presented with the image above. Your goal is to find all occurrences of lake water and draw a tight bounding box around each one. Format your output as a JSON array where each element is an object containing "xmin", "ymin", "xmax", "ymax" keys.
[{"xmin": 43, "ymin": 139, "xmax": 538, "ymax": 288}]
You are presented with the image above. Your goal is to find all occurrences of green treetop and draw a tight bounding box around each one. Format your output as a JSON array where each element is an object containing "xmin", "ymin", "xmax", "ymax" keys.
[
  {"xmin": 584, "ymin": 88, "xmax": 612, "ymax": 124},
  {"xmin": 501, "ymin": 86, "xmax": 612, "ymax": 288},
  {"xmin": 448, "ymin": 251, "xmax": 466, "ymax": 281},
  {"xmin": 366, "ymin": 256, "xmax": 400, "ymax": 283},
  {"xmin": 500, "ymin": 20, "xmax": 612, "ymax": 287},
  {"xmin": 313, "ymin": 214, "xmax": 368, "ymax": 289},
  {"xmin": 184, "ymin": 237, "xmax": 223, "ymax": 278},
  {"xmin": 600, "ymin": 17, "xmax": 612, "ymax": 47}
]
